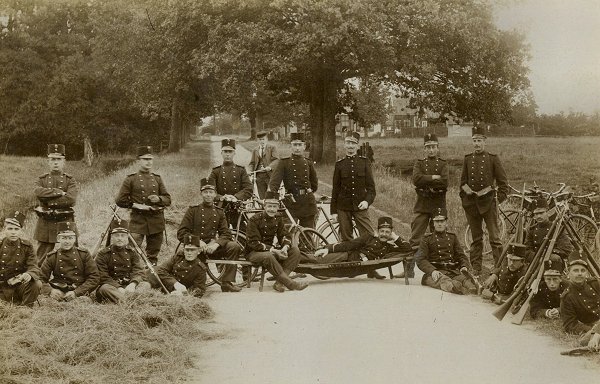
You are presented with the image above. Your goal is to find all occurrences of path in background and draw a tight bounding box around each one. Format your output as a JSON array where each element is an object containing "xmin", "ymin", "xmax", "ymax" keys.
[{"xmin": 190, "ymin": 138, "xmax": 600, "ymax": 384}]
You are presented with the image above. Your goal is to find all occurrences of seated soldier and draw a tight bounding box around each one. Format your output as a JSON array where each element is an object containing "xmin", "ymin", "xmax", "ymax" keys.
[
  {"xmin": 530, "ymin": 255, "xmax": 566, "ymax": 320},
  {"xmin": 40, "ymin": 222, "xmax": 100, "ymax": 301},
  {"xmin": 0, "ymin": 211, "xmax": 42, "ymax": 306},
  {"xmin": 246, "ymin": 191, "xmax": 307, "ymax": 292},
  {"xmin": 95, "ymin": 219, "xmax": 148, "ymax": 303},
  {"xmin": 482, "ymin": 243, "xmax": 528, "ymax": 302},
  {"xmin": 148, "ymin": 234, "xmax": 207, "ymax": 297},
  {"xmin": 416, "ymin": 208, "xmax": 476, "ymax": 295},
  {"xmin": 177, "ymin": 178, "xmax": 243, "ymax": 293},
  {"xmin": 560, "ymin": 250, "xmax": 600, "ymax": 350},
  {"xmin": 313, "ymin": 216, "xmax": 411, "ymax": 279},
  {"xmin": 525, "ymin": 196, "xmax": 572, "ymax": 268}
]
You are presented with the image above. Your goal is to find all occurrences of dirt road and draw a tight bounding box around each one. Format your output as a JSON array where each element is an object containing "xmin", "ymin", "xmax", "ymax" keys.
[{"xmin": 190, "ymin": 138, "xmax": 599, "ymax": 384}]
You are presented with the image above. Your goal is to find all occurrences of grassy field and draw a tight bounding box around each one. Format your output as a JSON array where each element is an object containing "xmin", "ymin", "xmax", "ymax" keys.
[{"xmin": 0, "ymin": 142, "xmax": 217, "ymax": 383}]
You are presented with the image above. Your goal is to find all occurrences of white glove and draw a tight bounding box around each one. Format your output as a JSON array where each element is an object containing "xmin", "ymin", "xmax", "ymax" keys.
[{"xmin": 125, "ymin": 282, "xmax": 137, "ymax": 293}]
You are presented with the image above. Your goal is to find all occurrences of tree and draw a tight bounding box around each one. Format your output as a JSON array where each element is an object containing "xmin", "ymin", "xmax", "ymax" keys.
[{"xmin": 344, "ymin": 79, "xmax": 392, "ymax": 137}]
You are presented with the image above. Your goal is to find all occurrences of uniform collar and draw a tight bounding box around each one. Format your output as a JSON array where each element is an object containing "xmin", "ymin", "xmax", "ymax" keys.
[
  {"xmin": 138, "ymin": 169, "xmax": 151, "ymax": 174},
  {"xmin": 50, "ymin": 170, "xmax": 63, "ymax": 175},
  {"xmin": 223, "ymin": 161, "xmax": 234, "ymax": 166},
  {"xmin": 202, "ymin": 202, "xmax": 214, "ymax": 208}
]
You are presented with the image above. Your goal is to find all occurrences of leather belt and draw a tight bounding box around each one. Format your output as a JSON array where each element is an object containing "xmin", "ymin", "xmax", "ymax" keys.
[{"xmin": 295, "ymin": 188, "xmax": 313, "ymax": 196}]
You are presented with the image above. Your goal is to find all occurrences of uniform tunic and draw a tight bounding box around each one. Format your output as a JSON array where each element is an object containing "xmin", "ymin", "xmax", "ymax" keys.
[
  {"xmin": 460, "ymin": 151, "xmax": 509, "ymax": 213},
  {"xmin": 530, "ymin": 281, "xmax": 566, "ymax": 319},
  {"xmin": 115, "ymin": 170, "xmax": 171, "ymax": 235},
  {"xmin": 324, "ymin": 233, "xmax": 411, "ymax": 262},
  {"xmin": 0, "ymin": 238, "xmax": 40, "ymax": 284},
  {"xmin": 268, "ymin": 155, "xmax": 319, "ymax": 218},
  {"xmin": 34, "ymin": 171, "xmax": 78, "ymax": 242},
  {"xmin": 491, "ymin": 262, "xmax": 526, "ymax": 295},
  {"xmin": 208, "ymin": 162, "xmax": 253, "ymax": 201},
  {"xmin": 95, "ymin": 245, "xmax": 146, "ymax": 287},
  {"xmin": 40, "ymin": 247, "xmax": 100, "ymax": 296},
  {"xmin": 525, "ymin": 221, "xmax": 573, "ymax": 262},
  {"xmin": 246, "ymin": 212, "xmax": 292, "ymax": 252},
  {"xmin": 154, "ymin": 254, "xmax": 206, "ymax": 297},
  {"xmin": 412, "ymin": 156, "xmax": 448, "ymax": 214},
  {"xmin": 416, "ymin": 231, "xmax": 469, "ymax": 276},
  {"xmin": 561, "ymin": 278, "xmax": 600, "ymax": 334},
  {"xmin": 331, "ymin": 155, "xmax": 375, "ymax": 214}
]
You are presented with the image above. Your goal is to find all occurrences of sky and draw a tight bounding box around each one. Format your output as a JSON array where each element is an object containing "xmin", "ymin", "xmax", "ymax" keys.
[{"xmin": 494, "ymin": 0, "xmax": 600, "ymax": 114}]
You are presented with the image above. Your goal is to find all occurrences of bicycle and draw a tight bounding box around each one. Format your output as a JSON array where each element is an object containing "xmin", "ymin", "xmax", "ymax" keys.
[{"xmin": 314, "ymin": 195, "xmax": 360, "ymax": 243}]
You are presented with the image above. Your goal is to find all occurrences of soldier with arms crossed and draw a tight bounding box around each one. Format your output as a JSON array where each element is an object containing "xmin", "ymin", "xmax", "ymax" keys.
[
  {"xmin": 115, "ymin": 146, "xmax": 171, "ymax": 265},
  {"xmin": 34, "ymin": 144, "xmax": 78, "ymax": 264}
]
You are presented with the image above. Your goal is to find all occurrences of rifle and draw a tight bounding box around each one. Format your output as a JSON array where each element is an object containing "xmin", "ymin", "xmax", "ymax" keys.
[
  {"xmin": 110, "ymin": 206, "xmax": 169, "ymax": 294},
  {"xmin": 91, "ymin": 210, "xmax": 115, "ymax": 257},
  {"xmin": 508, "ymin": 210, "xmax": 566, "ymax": 325},
  {"xmin": 560, "ymin": 346, "xmax": 598, "ymax": 356},
  {"xmin": 563, "ymin": 218, "xmax": 600, "ymax": 277},
  {"xmin": 495, "ymin": 184, "xmax": 527, "ymax": 270},
  {"xmin": 492, "ymin": 209, "xmax": 562, "ymax": 321}
]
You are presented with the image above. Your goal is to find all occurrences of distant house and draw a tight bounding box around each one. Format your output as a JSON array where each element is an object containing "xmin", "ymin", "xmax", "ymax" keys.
[{"xmin": 386, "ymin": 96, "xmax": 436, "ymax": 134}]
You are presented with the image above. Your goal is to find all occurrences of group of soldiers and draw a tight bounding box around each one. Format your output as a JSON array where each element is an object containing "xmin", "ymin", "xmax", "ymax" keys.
[{"xmin": 1, "ymin": 128, "xmax": 599, "ymax": 350}]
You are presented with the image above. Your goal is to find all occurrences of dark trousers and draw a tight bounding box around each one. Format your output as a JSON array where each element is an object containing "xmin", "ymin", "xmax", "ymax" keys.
[
  {"xmin": 256, "ymin": 175, "xmax": 269, "ymax": 199},
  {"xmin": 406, "ymin": 213, "xmax": 434, "ymax": 274},
  {"xmin": 36, "ymin": 241, "xmax": 56, "ymax": 266},
  {"xmin": 208, "ymin": 241, "xmax": 242, "ymax": 282},
  {"xmin": 247, "ymin": 246, "xmax": 301, "ymax": 276},
  {"xmin": 337, "ymin": 209, "xmax": 374, "ymax": 241},
  {"xmin": 464, "ymin": 206, "xmax": 502, "ymax": 273},
  {"xmin": 0, "ymin": 280, "xmax": 42, "ymax": 306},
  {"xmin": 422, "ymin": 272, "xmax": 475, "ymax": 293},
  {"xmin": 131, "ymin": 232, "xmax": 163, "ymax": 264}
]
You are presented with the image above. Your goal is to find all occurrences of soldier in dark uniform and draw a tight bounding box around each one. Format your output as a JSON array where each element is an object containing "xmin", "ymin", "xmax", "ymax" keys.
[
  {"xmin": 416, "ymin": 208, "xmax": 476, "ymax": 295},
  {"xmin": 177, "ymin": 178, "xmax": 243, "ymax": 293},
  {"xmin": 331, "ymin": 131, "xmax": 376, "ymax": 241},
  {"xmin": 246, "ymin": 191, "xmax": 307, "ymax": 292},
  {"xmin": 525, "ymin": 196, "xmax": 572, "ymax": 268},
  {"xmin": 95, "ymin": 218, "xmax": 149, "ymax": 303},
  {"xmin": 398, "ymin": 133, "xmax": 448, "ymax": 279},
  {"xmin": 40, "ymin": 222, "xmax": 99, "ymax": 301},
  {"xmin": 530, "ymin": 255, "xmax": 566, "ymax": 319},
  {"xmin": 313, "ymin": 217, "xmax": 412, "ymax": 276},
  {"xmin": 248, "ymin": 131, "xmax": 279, "ymax": 199},
  {"xmin": 560, "ymin": 251, "xmax": 600, "ymax": 349},
  {"xmin": 0, "ymin": 211, "xmax": 42, "ymax": 306},
  {"xmin": 115, "ymin": 146, "xmax": 171, "ymax": 265},
  {"xmin": 482, "ymin": 243, "xmax": 527, "ymax": 302},
  {"xmin": 148, "ymin": 234, "xmax": 207, "ymax": 297},
  {"xmin": 268, "ymin": 132, "xmax": 318, "ymax": 228},
  {"xmin": 34, "ymin": 144, "xmax": 78, "ymax": 264},
  {"xmin": 460, "ymin": 125, "xmax": 509, "ymax": 276}
]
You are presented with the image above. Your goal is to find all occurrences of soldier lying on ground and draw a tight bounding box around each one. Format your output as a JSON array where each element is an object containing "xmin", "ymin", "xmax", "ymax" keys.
[
  {"xmin": 312, "ymin": 216, "xmax": 411, "ymax": 279},
  {"xmin": 560, "ymin": 250, "xmax": 600, "ymax": 350},
  {"xmin": 0, "ymin": 211, "xmax": 42, "ymax": 307},
  {"xmin": 482, "ymin": 243, "xmax": 528, "ymax": 303},
  {"xmin": 147, "ymin": 235, "xmax": 207, "ymax": 297},
  {"xmin": 416, "ymin": 208, "xmax": 476, "ymax": 295},
  {"xmin": 525, "ymin": 196, "xmax": 572, "ymax": 269},
  {"xmin": 177, "ymin": 178, "xmax": 243, "ymax": 293},
  {"xmin": 40, "ymin": 222, "xmax": 99, "ymax": 302},
  {"xmin": 245, "ymin": 191, "xmax": 307, "ymax": 292},
  {"xmin": 95, "ymin": 219, "xmax": 149, "ymax": 303},
  {"xmin": 529, "ymin": 256, "xmax": 566, "ymax": 320}
]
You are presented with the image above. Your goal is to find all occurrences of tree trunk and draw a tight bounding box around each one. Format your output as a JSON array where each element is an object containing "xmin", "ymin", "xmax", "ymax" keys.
[
  {"xmin": 168, "ymin": 98, "xmax": 181, "ymax": 153},
  {"xmin": 231, "ymin": 109, "xmax": 242, "ymax": 135},
  {"xmin": 309, "ymin": 75, "xmax": 338, "ymax": 163}
]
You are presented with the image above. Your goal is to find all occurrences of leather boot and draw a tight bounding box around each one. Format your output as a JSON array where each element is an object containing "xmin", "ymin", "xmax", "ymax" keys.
[
  {"xmin": 272, "ymin": 281, "xmax": 285, "ymax": 293},
  {"xmin": 221, "ymin": 282, "xmax": 242, "ymax": 293},
  {"xmin": 276, "ymin": 273, "xmax": 308, "ymax": 291},
  {"xmin": 367, "ymin": 270, "xmax": 386, "ymax": 279}
]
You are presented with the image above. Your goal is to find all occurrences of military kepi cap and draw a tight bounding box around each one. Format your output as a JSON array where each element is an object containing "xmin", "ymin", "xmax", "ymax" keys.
[
  {"xmin": 4, "ymin": 210, "xmax": 26, "ymax": 228},
  {"xmin": 256, "ymin": 131, "xmax": 268, "ymax": 139},
  {"xmin": 567, "ymin": 249, "xmax": 588, "ymax": 269},
  {"xmin": 290, "ymin": 132, "xmax": 305, "ymax": 142},
  {"xmin": 183, "ymin": 235, "xmax": 201, "ymax": 247},
  {"xmin": 506, "ymin": 243, "xmax": 527, "ymax": 260},
  {"xmin": 344, "ymin": 131, "xmax": 360, "ymax": 144},
  {"xmin": 47, "ymin": 144, "xmax": 66, "ymax": 158},
  {"xmin": 264, "ymin": 190, "xmax": 279, "ymax": 204},
  {"xmin": 472, "ymin": 125, "xmax": 486, "ymax": 139},
  {"xmin": 432, "ymin": 207, "xmax": 447, "ymax": 221},
  {"xmin": 424, "ymin": 133, "xmax": 438, "ymax": 146},
  {"xmin": 57, "ymin": 222, "xmax": 77, "ymax": 236},
  {"xmin": 531, "ymin": 196, "xmax": 548, "ymax": 213},
  {"xmin": 200, "ymin": 177, "xmax": 216, "ymax": 191},
  {"xmin": 137, "ymin": 146, "xmax": 154, "ymax": 158},
  {"xmin": 543, "ymin": 255, "xmax": 563, "ymax": 277},
  {"xmin": 221, "ymin": 138, "xmax": 236, "ymax": 150},
  {"xmin": 110, "ymin": 218, "xmax": 129, "ymax": 234},
  {"xmin": 377, "ymin": 216, "xmax": 393, "ymax": 229}
]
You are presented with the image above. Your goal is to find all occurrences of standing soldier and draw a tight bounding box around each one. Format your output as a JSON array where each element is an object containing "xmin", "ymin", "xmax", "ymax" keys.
[
  {"xmin": 460, "ymin": 125, "xmax": 509, "ymax": 276},
  {"xmin": 208, "ymin": 138, "xmax": 253, "ymax": 228},
  {"xmin": 330, "ymin": 131, "xmax": 376, "ymax": 241},
  {"xmin": 177, "ymin": 178, "xmax": 243, "ymax": 293},
  {"xmin": 34, "ymin": 144, "xmax": 78, "ymax": 264},
  {"xmin": 115, "ymin": 146, "xmax": 171, "ymax": 266},
  {"xmin": 248, "ymin": 131, "xmax": 279, "ymax": 199},
  {"xmin": 268, "ymin": 132, "xmax": 318, "ymax": 228},
  {"xmin": 398, "ymin": 133, "xmax": 448, "ymax": 279},
  {"xmin": 40, "ymin": 222, "xmax": 100, "ymax": 301},
  {"xmin": 0, "ymin": 211, "xmax": 42, "ymax": 306}
]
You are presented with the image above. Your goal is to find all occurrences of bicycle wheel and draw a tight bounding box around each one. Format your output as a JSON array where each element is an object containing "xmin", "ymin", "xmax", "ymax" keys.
[
  {"xmin": 205, "ymin": 231, "xmax": 260, "ymax": 288},
  {"xmin": 463, "ymin": 214, "xmax": 506, "ymax": 256},
  {"xmin": 567, "ymin": 214, "xmax": 598, "ymax": 253},
  {"xmin": 316, "ymin": 219, "xmax": 361, "ymax": 242},
  {"xmin": 298, "ymin": 228, "xmax": 331, "ymax": 280},
  {"xmin": 501, "ymin": 194, "xmax": 525, "ymax": 210}
]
